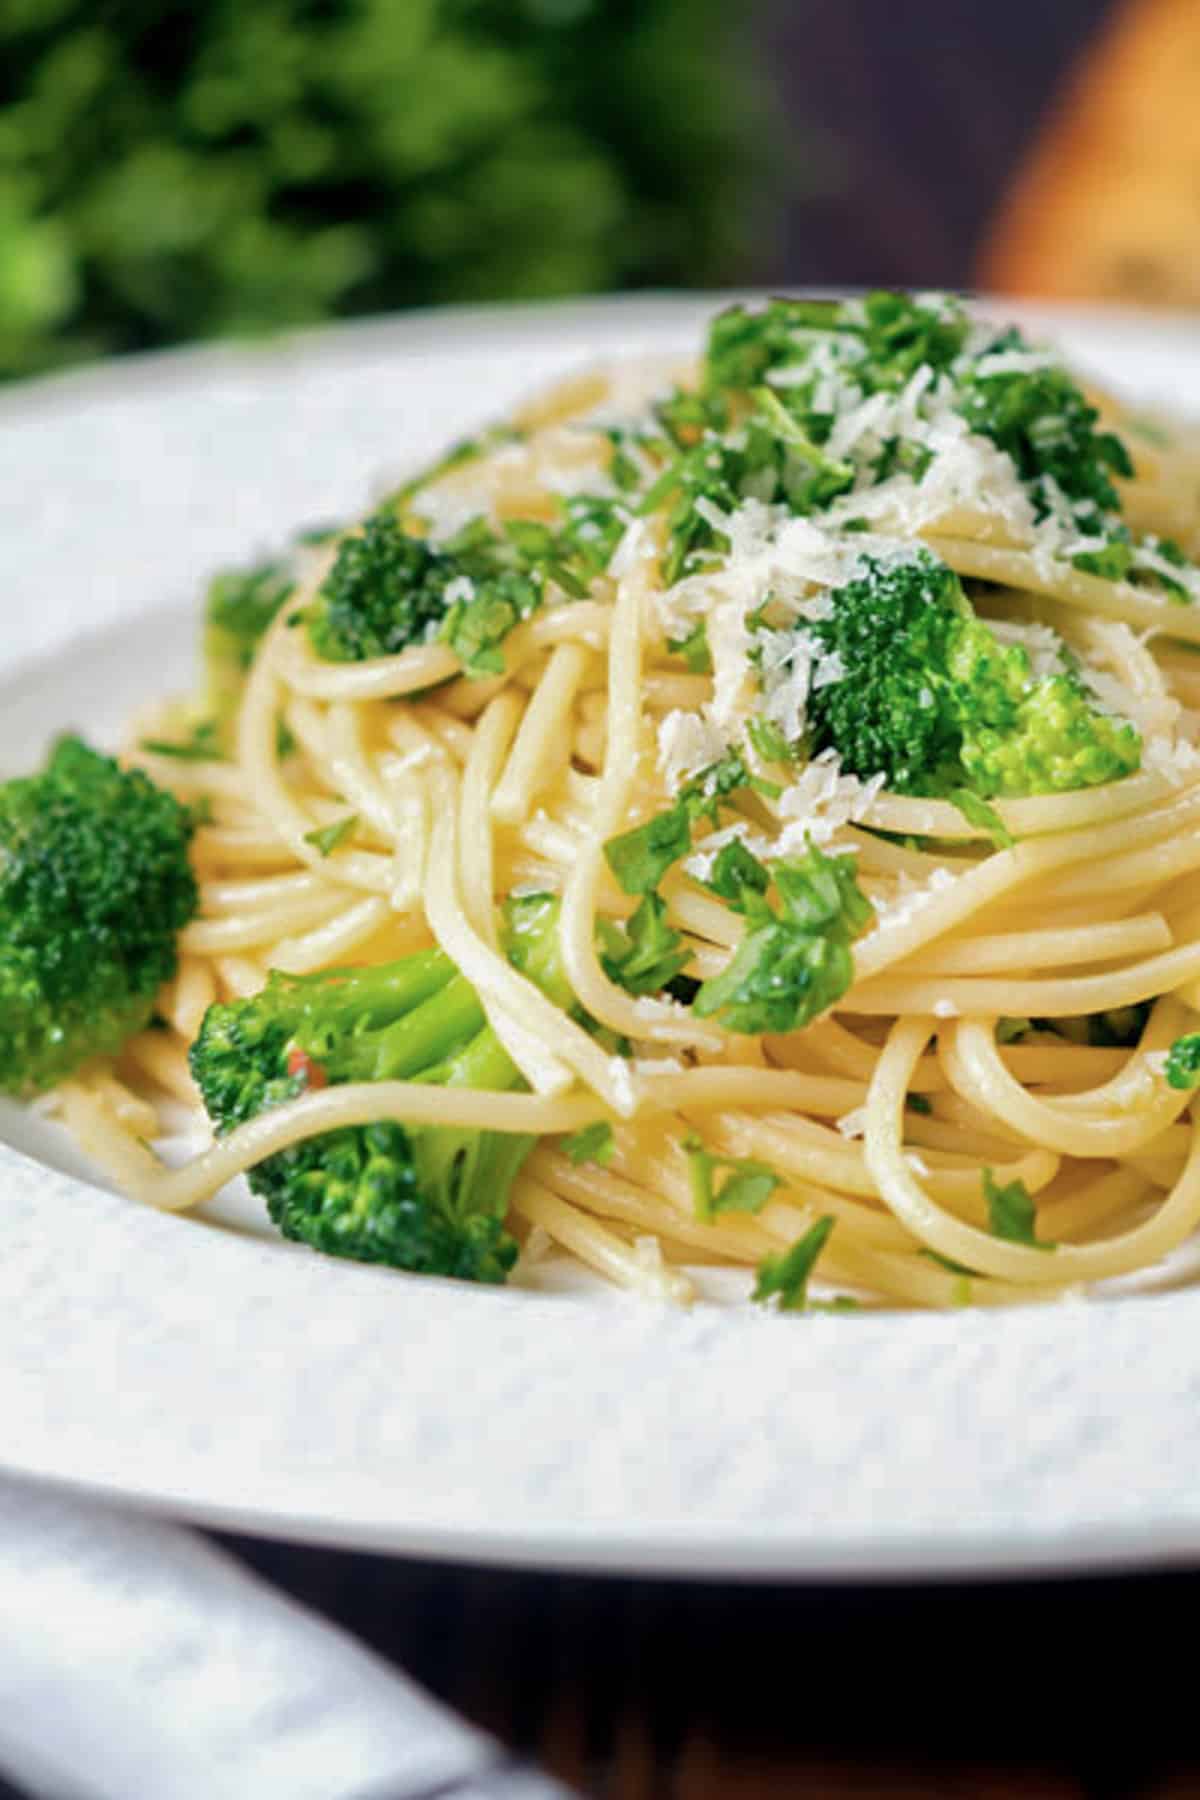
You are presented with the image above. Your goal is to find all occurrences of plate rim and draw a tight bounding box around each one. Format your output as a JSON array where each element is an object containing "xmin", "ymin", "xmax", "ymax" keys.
[{"xmin": 5, "ymin": 290, "xmax": 1200, "ymax": 1580}]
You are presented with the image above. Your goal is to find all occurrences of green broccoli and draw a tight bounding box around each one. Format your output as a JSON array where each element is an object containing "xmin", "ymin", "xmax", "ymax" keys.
[
  {"xmin": 190, "ymin": 910, "xmax": 575, "ymax": 1281},
  {"xmin": 307, "ymin": 500, "xmax": 627, "ymax": 675},
  {"xmin": 962, "ymin": 667, "xmax": 1142, "ymax": 797},
  {"xmin": 802, "ymin": 550, "xmax": 966, "ymax": 793},
  {"xmin": 204, "ymin": 555, "xmax": 297, "ymax": 736},
  {"xmin": 0, "ymin": 736, "xmax": 198, "ymax": 1093},
  {"xmin": 307, "ymin": 512, "xmax": 456, "ymax": 664},
  {"xmin": 804, "ymin": 549, "xmax": 1141, "ymax": 798}
]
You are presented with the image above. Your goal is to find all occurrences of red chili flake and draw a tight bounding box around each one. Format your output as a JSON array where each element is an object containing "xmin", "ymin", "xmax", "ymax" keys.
[{"xmin": 286, "ymin": 1047, "xmax": 328, "ymax": 1089}]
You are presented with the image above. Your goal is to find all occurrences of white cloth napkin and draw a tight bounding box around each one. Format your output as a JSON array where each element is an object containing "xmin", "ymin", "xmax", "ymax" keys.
[{"xmin": 0, "ymin": 1476, "xmax": 573, "ymax": 1800}]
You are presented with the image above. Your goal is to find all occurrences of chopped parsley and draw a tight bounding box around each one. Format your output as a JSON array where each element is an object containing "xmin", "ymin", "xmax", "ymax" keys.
[
  {"xmin": 559, "ymin": 1121, "xmax": 616, "ymax": 1167},
  {"xmin": 752, "ymin": 1215, "xmax": 836, "ymax": 1310},
  {"xmin": 984, "ymin": 1168, "xmax": 1054, "ymax": 1250},
  {"xmin": 683, "ymin": 1134, "xmax": 782, "ymax": 1223},
  {"xmin": 693, "ymin": 842, "xmax": 874, "ymax": 1035},
  {"xmin": 947, "ymin": 789, "xmax": 1014, "ymax": 850},
  {"xmin": 303, "ymin": 814, "xmax": 359, "ymax": 857},
  {"xmin": 667, "ymin": 620, "xmax": 712, "ymax": 674},
  {"xmin": 139, "ymin": 718, "xmax": 225, "ymax": 762},
  {"xmin": 597, "ymin": 894, "xmax": 691, "ymax": 997}
]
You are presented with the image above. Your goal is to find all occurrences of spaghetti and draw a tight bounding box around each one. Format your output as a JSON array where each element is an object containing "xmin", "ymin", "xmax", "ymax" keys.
[{"xmin": 50, "ymin": 290, "xmax": 1200, "ymax": 1311}]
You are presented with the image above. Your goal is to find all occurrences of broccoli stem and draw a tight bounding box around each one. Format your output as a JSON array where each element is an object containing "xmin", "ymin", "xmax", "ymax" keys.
[
  {"xmin": 298, "ymin": 947, "xmax": 454, "ymax": 1034},
  {"xmin": 437, "ymin": 1026, "xmax": 521, "ymax": 1091},
  {"xmin": 190, "ymin": 900, "xmax": 571, "ymax": 1282},
  {"xmin": 359, "ymin": 975, "xmax": 487, "ymax": 1080}
]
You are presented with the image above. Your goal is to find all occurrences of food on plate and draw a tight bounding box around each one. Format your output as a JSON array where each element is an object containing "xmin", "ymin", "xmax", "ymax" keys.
[{"xmin": 16, "ymin": 289, "xmax": 1200, "ymax": 1310}]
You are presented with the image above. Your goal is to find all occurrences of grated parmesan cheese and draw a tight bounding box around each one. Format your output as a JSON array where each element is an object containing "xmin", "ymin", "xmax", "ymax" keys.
[
  {"xmin": 608, "ymin": 1057, "xmax": 637, "ymax": 1115},
  {"xmin": 871, "ymin": 866, "xmax": 958, "ymax": 935},
  {"xmin": 657, "ymin": 709, "xmax": 728, "ymax": 789},
  {"xmin": 772, "ymin": 751, "xmax": 885, "ymax": 854},
  {"xmin": 611, "ymin": 515, "xmax": 658, "ymax": 579},
  {"xmin": 442, "ymin": 574, "xmax": 475, "ymax": 608}
]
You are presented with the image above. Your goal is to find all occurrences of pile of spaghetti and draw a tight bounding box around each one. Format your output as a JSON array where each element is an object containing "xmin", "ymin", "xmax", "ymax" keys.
[{"xmin": 39, "ymin": 291, "xmax": 1200, "ymax": 1309}]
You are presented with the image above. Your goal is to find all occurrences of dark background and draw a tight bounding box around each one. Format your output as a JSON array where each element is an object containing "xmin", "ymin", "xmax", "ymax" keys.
[
  {"xmin": 2, "ymin": 0, "xmax": 1123, "ymax": 382},
  {"xmin": 756, "ymin": 0, "xmax": 1109, "ymax": 292},
  {"xmin": 202, "ymin": 1537, "xmax": 1200, "ymax": 1793}
]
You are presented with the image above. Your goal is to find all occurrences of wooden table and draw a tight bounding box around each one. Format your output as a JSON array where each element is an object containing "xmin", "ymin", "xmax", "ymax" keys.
[{"xmin": 210, "ymin": 1536, "xmax": 1200, "ymax": 1797}]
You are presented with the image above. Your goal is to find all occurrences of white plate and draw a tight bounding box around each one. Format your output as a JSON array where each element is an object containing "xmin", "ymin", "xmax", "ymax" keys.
[{"xmin": 3, "ymin": 294, "xmax": 1200, "ymax": 1580}]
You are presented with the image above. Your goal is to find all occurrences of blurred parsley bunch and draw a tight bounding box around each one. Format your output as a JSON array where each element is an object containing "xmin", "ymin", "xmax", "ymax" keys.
[{"xmin": 0, "ymin": 0, "xmax": 755, "ymax": 379}]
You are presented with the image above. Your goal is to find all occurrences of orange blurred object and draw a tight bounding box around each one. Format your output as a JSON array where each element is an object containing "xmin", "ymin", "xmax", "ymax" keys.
[{"xmin": 978, "ymin": 0, "xmax": 1200, "ymax": 308}]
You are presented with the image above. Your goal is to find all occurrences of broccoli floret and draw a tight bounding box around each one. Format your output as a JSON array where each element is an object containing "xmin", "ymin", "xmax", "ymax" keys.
[
  {"xmin": 805, "ymin": 549, "xmax": 1141, "ymax": 798},
  {"xmin": 0, "ymin": 737, "xmax": 198, "ymax": 1093},
  {"xmin": 960, "ymin": 669, "xmax": 1142, "ymax": 798},
  {"xmin": 204, "ymin": 557, "xmax": 297, "ymax": 733},
  {"xmin": 307, "ymin": 513, "xmax": 453, "ymax": 664},
  {"xmin": 190, "ymin": 918, "xmax": 574, "ymax": 1282},
  {"xmin": 804, "ymin": 551, "xmax": 967, "ymax": 792},
  {"xmin": 307, "ymin": 500, "xmax": 627, "ymax": 674}
]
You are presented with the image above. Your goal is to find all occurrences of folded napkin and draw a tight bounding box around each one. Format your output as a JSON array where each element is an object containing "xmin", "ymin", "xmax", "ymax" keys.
[{"xmin": 0, "ymin": 1476, "xmax": 573, "ymax": 1800}]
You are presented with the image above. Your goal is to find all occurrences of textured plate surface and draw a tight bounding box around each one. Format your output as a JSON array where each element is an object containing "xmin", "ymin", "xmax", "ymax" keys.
[{"xmin": 3, "ymin": 294, "xmax": 1200, "ymax": 1579}]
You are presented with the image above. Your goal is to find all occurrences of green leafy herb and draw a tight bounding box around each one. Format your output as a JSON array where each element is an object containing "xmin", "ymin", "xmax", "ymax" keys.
[
  {"xmin": 603, "ymin": 807, "xmax": 692, "ymax": 896},
  {"xmin": 1072, "ymin": 538, "xmax": 1134, "ymax": 582},
  {"xmin": 906, "ymin": 1093, "xmax": 932, "ymax": 1116},
  {"xmin": 683, "ymin": 1133, "xmax": 782, "ymax": 1222},
  {"xmin": 559, "ymin": 1121, "xmax": 616, "ymax": 1167},
  {"xmin": 752, "ymin": 1216, "xmax": 836, "ymax": 1310},
  {"xmin": 751, "ymin": 385, "xmax": 854, "ymax": 509},
  {"xmin": 984, "ymin": 1168, "xmax": 1054, "ymax": 1250},
  {"xmin": 682, "ymin": 747, "xmax": 763, "ymax": 821},
  {"xmin": 1164, "ymin": 1033, "xmax": 1200, "ymax": 1090},
  {"xmin": 704, "ymin": 840, "xmax": 771, "ymax": 905},
  {"xmin": 745, "ymin": 716, "xmax": 794, "ymax": 766},
  {"xmin": 667, "ymin": 620, "xmax": 712, "ymax": 674},
  {"xmin": 919, "ymin": 1247, "xmax": 976, "ymax": 1276},
  {"xmin": 204, "ymin": 557, "xmax": 297, "ymax": 735},
  {"xmin": 139, "ymin": 719, "xmax": 225, "ymax": 763},
  {"xmin": 693, "ymin": 842, "xmax": 874, "ymax": 1035},
  {"xmin": 598, "ymin": 894, "xmax": 692, "ymax": 997},
  {"xmin": 947, "ymin": 788, "xmax": 1015, "ymax": 849},
  {"xmin": 303, "ymin": 814, "xmax": 359, "ymax": 857}
]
